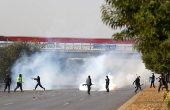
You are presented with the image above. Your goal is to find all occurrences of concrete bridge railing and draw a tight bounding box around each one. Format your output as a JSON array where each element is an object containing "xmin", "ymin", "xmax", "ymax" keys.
[{"xmin": 0, "ymin": 42, "xmax": 138, "ymax": 53}]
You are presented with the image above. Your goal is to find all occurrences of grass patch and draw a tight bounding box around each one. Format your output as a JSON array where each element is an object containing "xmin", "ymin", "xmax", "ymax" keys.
[{"xmin": 125, "ymin": 85, "xmax": 169, "ymax": 110}]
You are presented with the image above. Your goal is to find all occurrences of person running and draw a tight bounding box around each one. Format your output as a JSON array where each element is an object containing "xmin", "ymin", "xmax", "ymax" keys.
[
  {"xmin": 158, "ymin": 74, "xmax": 169, "ymax": 92},
  {"xmin": 133, "ymin": 76, "xmax": 142, "ymax": 93},
  {"xmin": 150, "ymin": 73, "xmax": 155, "ymax": 88},
  {"xmin": 14, "ymin": 74, "xmax": 23, "ymax": 92},
  {"xmin": 4, "ymin": 74, "xmax": 12, "ymax": 94},
  {"xmin": 86, "ymin": 75, "xmax": 92, "ymax": 95},
  {"xmin": 32, "ymin": 76, "xmax": 45, "ymax": 91},
  {"xmin": 105, "ymin": 76, "xmax": 110, "ymax": 92}
]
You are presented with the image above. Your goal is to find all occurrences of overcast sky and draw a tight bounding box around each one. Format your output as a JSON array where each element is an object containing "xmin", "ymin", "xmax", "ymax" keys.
[{"xmin": 0, "ymin": 0, "xmax": 119, "ymax": 38}]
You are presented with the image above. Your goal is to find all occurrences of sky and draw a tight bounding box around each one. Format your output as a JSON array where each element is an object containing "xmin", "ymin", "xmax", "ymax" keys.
[{"xmin": 0, "ymin": 0, "xmax": 119, "ymax": 38}]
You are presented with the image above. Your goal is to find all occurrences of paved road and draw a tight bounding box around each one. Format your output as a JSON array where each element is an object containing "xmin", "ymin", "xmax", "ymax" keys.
[{"xmin": 0, "ymin": 85, "xmax": 143, "ymax": 110}]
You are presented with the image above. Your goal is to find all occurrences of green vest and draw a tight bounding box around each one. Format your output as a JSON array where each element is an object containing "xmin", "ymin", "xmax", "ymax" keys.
[{"xmin": 17, "ymin": 77, "xmax": 22, "ymax": 83}]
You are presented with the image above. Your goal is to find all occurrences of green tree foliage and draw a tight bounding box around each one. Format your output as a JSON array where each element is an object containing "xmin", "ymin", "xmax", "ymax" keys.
[
  {"xmin": 101, "ymin": 0, "xmax": 170, "ymax": 73},
  {"xmin": 0, "ymin": 41, "xmax": 39, "ymax": 79}
]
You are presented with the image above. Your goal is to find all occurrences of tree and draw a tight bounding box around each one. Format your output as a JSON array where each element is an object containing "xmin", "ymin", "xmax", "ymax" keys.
[
  {"xmin": 0, "ymin": 41, "xmax": 39, "ymax": 79},
  {"xmin": 101, "ymin": 0, "xmax": 170, "ymax": 74}
]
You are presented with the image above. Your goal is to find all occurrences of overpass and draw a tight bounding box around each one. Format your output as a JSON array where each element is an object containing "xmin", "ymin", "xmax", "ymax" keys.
[{"xmin": 0, "ymin": 36, "xmax": 141, "ymax": 59}]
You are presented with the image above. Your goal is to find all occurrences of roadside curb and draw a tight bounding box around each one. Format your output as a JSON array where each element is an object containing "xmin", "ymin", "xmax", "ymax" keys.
[{"xmin": 117, "ymin": 86, "xmax": 148, "ymax": 110}]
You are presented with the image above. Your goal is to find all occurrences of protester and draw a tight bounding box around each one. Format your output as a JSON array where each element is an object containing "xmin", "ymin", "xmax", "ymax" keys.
[
  {"xmin": 158, "ymin": 74, "xmax": 169, "ymax": 92},
  {"xmin": 32, "ymin": 76, "xmax": 45, "ymax": 91},
  {"xmin": 133, "ymin": 76, "xmax": 142, "ymax": 93},
  {"xmin": 86, "ymin": 75, "xmax": 92, "ymax": 94},
  {"xmin": 150, "ymin": 73, "xmax": 155, "ymax": 88},
  {"xmin": 105, "ymin": 76, "xmax": 110, "ymax": 92},
  {"xmin": 4, "ymin": 74, "xmax": 11, "ymax": 94}
]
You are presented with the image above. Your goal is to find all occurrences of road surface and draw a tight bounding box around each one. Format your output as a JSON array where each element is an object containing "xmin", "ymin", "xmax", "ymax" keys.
[{"xmin": 0, "ymin": 85, "xmax": 143, "ymax": 110}]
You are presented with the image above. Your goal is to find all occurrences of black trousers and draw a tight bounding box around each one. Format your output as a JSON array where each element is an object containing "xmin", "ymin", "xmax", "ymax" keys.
[
  {"xmin": 158, "ymin": 83, "xmax": 169, "ymax": 92},
  {"xmin": 14, "ymin": 82, "xmax": 23, "ymax": 92},
  {"xmin": 35, "ymin": 82, "xmax": 44, "ymax": 89},
  {"xmin": 135, "ymin": 84, "xmax": 141, "ymax": 92},
  {"xmin": 4, "ymin": 83, "xmax": 10, "ymax": 93},
  {"xmin": 150, "ymin": 81, "xmax": 155, "ymax": 88},
  {"xmin": 106, "ymin": 83, "xmax": 109, "ymax": 92},
  {"xmin": 87, "ymin": 85, "xmax": 91, "ymax": 94}
]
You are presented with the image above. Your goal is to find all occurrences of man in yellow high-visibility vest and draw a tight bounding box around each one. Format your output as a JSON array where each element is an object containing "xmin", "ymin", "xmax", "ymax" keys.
[{"xmin": 14, "ymin": 74, "xmax": 23, "ymax": 92}]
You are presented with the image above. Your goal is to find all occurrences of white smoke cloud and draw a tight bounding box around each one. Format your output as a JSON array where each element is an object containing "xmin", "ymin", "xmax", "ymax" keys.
[{"xmin": 11, "ymin": 52, "xmax": 154, "ymax": 91}]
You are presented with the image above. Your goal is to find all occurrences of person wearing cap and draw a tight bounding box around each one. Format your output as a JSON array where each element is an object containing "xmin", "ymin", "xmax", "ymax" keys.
[
  {"xmin": 14, "ymin": 74, "xmax": 23, "ymax": 92},
  {"xmin": 4, "ymin": 74, "xmax": 12, "ymax": 94},
  {"xmin": 150, "ymin": 73, "xmax": 155, "ymax": 88},
  {"xmin": 133, "ymin": 76, "xmax": 142, "ymax": 93},
  {"xmin": 105, "ymin": 76, "xmax": 110, "ymax": 92},
  {"xmin": 86, "ymin": 75, "xmax": 92, "ymax": 94}
]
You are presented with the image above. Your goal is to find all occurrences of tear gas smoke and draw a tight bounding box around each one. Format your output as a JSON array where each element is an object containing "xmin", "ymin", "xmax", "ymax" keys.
[{"xmin": 11, "ymin": 52, "xmax": 153, "ymax": 90}]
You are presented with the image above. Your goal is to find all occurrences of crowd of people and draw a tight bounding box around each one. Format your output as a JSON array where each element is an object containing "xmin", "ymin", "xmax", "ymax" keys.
[
  {"xmin": 3, "ymin": 74, "xmax": 45, "ymax": 94},
  {"xmin": 132, "ymin": 73, "xmax": 169, "ymax": 93},
  {"xmin": 3, "ymin": 74, "xmax": 110, "ymax": 95},
  {"xmin": 3, "ymin": 72, "xmax": 169, "ymax": 94}
]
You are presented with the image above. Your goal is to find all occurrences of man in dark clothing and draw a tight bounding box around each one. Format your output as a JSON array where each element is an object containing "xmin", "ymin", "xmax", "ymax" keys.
[
  {"xmin": 158, "ymin": 74, "xmax": 169, "ymax": 92},
  {"xmin": 32, "ymin": 76, "xmax": 45, "ymax": 91},
  {"xmin": 86, "ymin": 75, "xmax": 92, "ymax": 94},
  {"xmin": 133, "ymin": 76, "xmax": 141, "ymax": 93},
  {"xmin": 4, "ymin": 74, "xmax": 12, "ymax": 94},
  {"xmin": 150, "ymin": 73, "xmax": 155, "ymax": 88},
  {"xmin": 14, "ymin": 74, "xmax": 23, "ymax": 92},
  {"xmin": 105, "ymin": 76, "xmax": 110, "ymax": 92}
]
